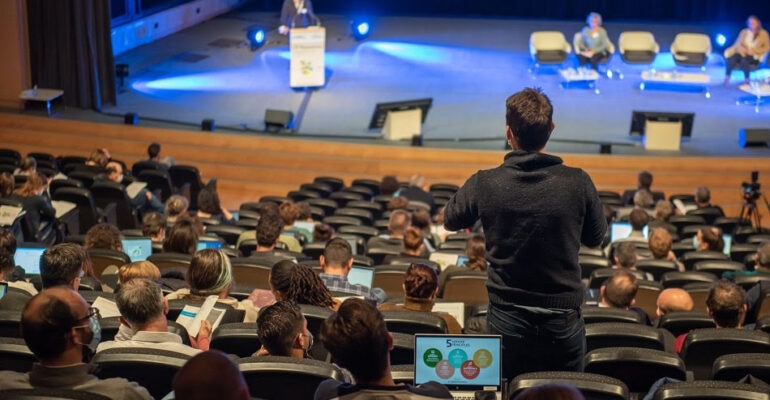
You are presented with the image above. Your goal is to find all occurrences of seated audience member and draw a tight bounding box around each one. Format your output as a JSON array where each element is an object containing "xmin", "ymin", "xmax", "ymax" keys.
[
  {"xmin": 724, "ymin": 242, "xmax": 770, "ymax": 280},
  {"xmin": 75, "ymin": 148, "xmax": 110, "ymax": 174},
  {"xmin": 316, "ymin": 298, "xmax": 452, "ymax": 400},
  {"xmin": 40, "ymin": 243, "xmax": 86, "ymax": 290},
  {"xmin": 380, "ymin": 175, "xmax": 400, "ymax": 197},
  {"xmin": 14, "ymin": 156, "xmax": 37, "ymax": 176},
  {"xmin": 249, "ymin": 211, "xmax": 299, "ymax": 265},
  {"xmin": 291, "ymin": 201, "xmax": 314, "ymax": 243},
  {"xmin": 142, "ymin": 212, "xmax": 166, "ymax": 243},
  {"xmin": 384, "ymin": 227, "xmax": 428, "ymax": 264},
  {"xmin": 0, "ymin": 228, "xmax": 36, "ymax": 295},
  {"xmin": 196, "ymin": 186, "xmax": 234, "ymax": 225},
  {"xmin": 0, "ymin": 287, "xmax": 152, "ymax": 399},
  {"xmin": 439, "ymin": 234, "xmax": 487, "ymax": 296},
  {"xmin": 98, "ymin": 278, "xmax": 210, "ymax": 355},
  {"xmin": 254, "ymin": 300, "xmax": 311, "ymax": 357},
  {"xmin": 163, "ymin": 219, "xmax": 199, "ymax": 255},
  {"xmin": 695, "ymin": 227, "xmax": 724, "ymax": 252},
  {"xmin": 690, "ymin": 186, "xmax": 724, "ymax": 217},
  {"xmin": 277, "ymin": 201, "xmax": 304, "ymax": 251},
  {"xmin": 165, "ymin": 195, "xmax": 189, "ymax": 224},
  {"xmin": 622, "ymin": 170, "xmax": 664, "ymax": 206},
  {"xmin": 614, "ymin": 242, "xmax": 638, "ymax": 269},
  {"xmin": 0, "ymin": 172, "xmax": 14, "ymax": 197},
  {"xmin": 394, "ymin": 174, "xmax": 435, "ymax": 213},
  {"xmin": 513, "ymin": 383, "xmax": 585, "ymax": 400},
  {"xmin": 599, "ymin": 270, "xmax": 651, "ymax": 325},
  {"xmin": 118, "ymin": 261, "xmax": 162, "ymax": 286},
  {"xmin": 269, "ymin": 260, "xmax": 338, "ymax": 310},
  {"xmin": 745, "ymin": 278, "xmax": 770, "ymax": 325},
  {"xmin": 320, "ymin": 238, "xmax": 386, "ymax": 304},
  {"xmin": 102, "ymin": 161, "xmax": 164, "ymax": 213},
  {"xmin": 167, "ymin": 249, "xmax": 259, "ymax": 322},
  {"xmin": 649, "ymin": 200, "xmax": 677, "ymax": 232},
  {"xmin": 656, "ymin": 288, "xmax": 694, "ymax": 318},
  {"xmin": 624, "ymin": 209, "xmax": 649, "ymax": 242},
  {"xmin": 386, "ymin": 195, "xmax": 409, "ymax": 211},
  {"xmin": 147, "ymin": 142, "xmax": 175, "ymax": 168},
  {"xmin": 634, "ymin": 189, "xmax": 655, "ymax": 210},
  {"xmin": 379, "ymin": 263, "xmax": 463, "ymax": 334},
  {"xmin": 430, "ymin": 206, "xmax": 452, "ymax": 243},
  {"xmin": 648, "ymin": 228, "xmax": 685, "ymax": 271},
  {"xmin": 172, "ymin": 351, "xmax": 249, "ymax": 400},
  {"xmin": 368, "ymin": 209, "xmax": 410, "ymax": 249},
  {"xmin": 84, "ymin": 223, "xmax": 123, "ymax": 252},
  {"xmin": 10, "ymin": 172, "xmax": 56, "ymax": 238},
  {"xmin": 313, "ymin": 223, "xmax": 334, "ymax": 243},
  {"xmin": 411, "ymin": 209, "xmax": 437, "ymax": 252},
  {"xmin": 675, "ymin": 280, "xmax": 747, "ymax": 353}
]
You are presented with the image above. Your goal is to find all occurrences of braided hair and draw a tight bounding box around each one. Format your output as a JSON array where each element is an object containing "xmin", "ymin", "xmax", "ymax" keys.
[{"xmin": 271, "ymin": 261, "xmax": 336, "ymax": 309}]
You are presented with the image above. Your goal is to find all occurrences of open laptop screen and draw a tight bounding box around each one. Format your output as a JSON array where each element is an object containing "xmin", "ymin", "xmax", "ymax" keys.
[
  {"xmin": 346, "ymin": 266, "xmax": 374, "ymax": 289},
  {"xmin": 197, "ymin": 240, "xmax": 222, "ymax": 251},
  {"xmin": 15, "ymin": 246, "xmax": 46, "ymax": 275},
  {"xmin": 122, "ymin": 238, "xmax": 152, "ymax": 262},
  {"xmin": 414, "ymin": 334, "xmax": 502, "ymax": 391},
  {"xmin": 722, "ymin": 234, "xmax": 732, "ymax": 256},
  {"xmin": 610, "ymin": 222, "xmax": 649, "ymax": 243}
]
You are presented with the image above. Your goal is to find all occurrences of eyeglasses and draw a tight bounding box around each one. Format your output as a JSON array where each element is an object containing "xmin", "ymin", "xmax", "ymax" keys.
[{"xmin": 76, "ymin": 307, "xmax": 101, "ymax": 323}]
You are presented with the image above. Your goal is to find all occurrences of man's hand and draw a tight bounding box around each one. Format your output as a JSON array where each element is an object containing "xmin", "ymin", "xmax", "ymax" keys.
[
  {"xmin": 145, "ymin": 191, "xmax": 152, "ymax": 201},
  {"xmin": 254, "ymin": 346, "xmax": 270, "ymax": 357},
  {"xmin": 278, "ymin": 25, "xmax": 289, "ymax": 35}
]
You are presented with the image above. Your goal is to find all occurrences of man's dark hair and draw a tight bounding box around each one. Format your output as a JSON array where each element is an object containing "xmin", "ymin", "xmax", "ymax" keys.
[
  {"xmin": 615, "ymin": 242, "xmax": 637, "ymax": 268},
  {"xmin": 603, "ymin": 270, "xmax": 638, "ymax": 309},
  {"xmin": 695, "ymin": 186, "xmax": 711, "ymax": 204},
  {"xmin": 380, "ymin": 175, "xmax": 400, "ymax": 196},
  {"xmin": 197, "ymin": 187, "xmax": 222, "ymax": 216},
  {"xmin": 0, "ymin": 228, "xmax": 17, "ymax": 273},
  {"xmin": 142, "ymin": 212, "xmax": 166, "ymax": 237},
  {"xmin": 320, "ymin": 298, "xmax": 390, "ymax": 383},
  {"xmin": 21, "ymin": 291, "xmax": 79, "ymax": 361},
  {"xmin": 163, "ymin": 219, "xmax": 199, "ymax": 255},
  {"xmin": 148, "ymin": 142, "xmax": 161, "ymax": 159},
  {"xmin": 115, "ymin": 278, "xmax": 164, "ymax": 326},
  {"xmin": 629, "ymin": 209, "xmax": 649, "ymax": 231},
  {"xmin": 706, "ymin": 280, "xmax": 746, "ymax": 328},
  {"xmin": 411, "ymin": 209, "xmax": 431, "ymax": 231},
  {"xmin": 256, "ymin": 301, "xmax": 304, "ymax": 356},
  {"xmin": 700, "ymin": 227, "xmax": 724, "ymax": 252},
  {"xmin": 40, "ymin": 243, "xmax": 85, "ymax": 288},
  {"xmin": 257, "ymin": 211, "xmax": 283, "ymax": 247},
  {"xmin": 505, "ymin": 88, "xmax": 554, "ymax": 152},
  {"xmin": 638, "ymin": 171, "xmax": 653, "ymax": 190},
  {"xmin": 323, "ymin": 238, "xmax": 352, "ymax": 267}
]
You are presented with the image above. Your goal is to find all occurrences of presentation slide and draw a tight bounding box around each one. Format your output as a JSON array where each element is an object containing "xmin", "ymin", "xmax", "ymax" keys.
[
  {"xmin": 415, "ymin": 336, "xmax": 500, "ymax": 387},
  {"xmin": 15, "ymin": 247, "xmax": 46, "ymax": 275}
]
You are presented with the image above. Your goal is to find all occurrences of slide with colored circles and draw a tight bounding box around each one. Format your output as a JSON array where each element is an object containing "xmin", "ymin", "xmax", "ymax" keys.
[{"xmin": 415, "ymin": 336, "xmax": 500, "ymax": 387}]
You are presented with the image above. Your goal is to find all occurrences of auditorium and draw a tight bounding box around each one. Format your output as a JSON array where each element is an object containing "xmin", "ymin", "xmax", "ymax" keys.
[{"xmin": 1, "ymin": 0, "xmax": 770, "ymax": 399}]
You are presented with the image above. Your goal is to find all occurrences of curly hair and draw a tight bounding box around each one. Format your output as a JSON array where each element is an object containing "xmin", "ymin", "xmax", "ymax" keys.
[
  {"xmin": 270, "ymin": 261, "xmax": 336, "ymax": 309},
  {"xmin": 403, "ymin": 263, "xmax": 438, "ymax": 299},
  {"xmin": 84, "ymin": 223, "xmax": 123, "ymax": 252}
]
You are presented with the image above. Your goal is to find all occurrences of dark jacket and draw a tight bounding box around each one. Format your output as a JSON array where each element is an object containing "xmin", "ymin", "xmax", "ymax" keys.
[
  {"xmin": 444, "ymin": 150, "xmax": 606, "ymax": 310},
  {"xmin": 280, "ymin": 0, "xmax": 316, "ymax": 28},
  {"xmin": 11, "ymin": 193, "xmax": 56, "ymax": 234}
]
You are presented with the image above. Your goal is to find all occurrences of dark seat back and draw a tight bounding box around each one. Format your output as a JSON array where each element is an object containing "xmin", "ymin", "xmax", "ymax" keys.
[
  {"xmin": 582, "ymin": 307, "xmax": 644, "ymax": 325},
  {"xmin": 584, "ymin": 347, "xmax": 686, "ymax": 393},
  {"xmin": 0, "ymin": 310, "xmax": 22, "ymax": 338},
  {"xmin": 373, "ymin": 265, "xmax": 408, "ymax": 298},
  {"xmin": 585, "ymin": 322, "xmax": 675, "ymax": 353},
  {"xmin": 651, "ymin": 381, "xmax": 770, "ymax": 400},
  {"xmin": 147, "ymin": 253, "xmax": 192, "ymax": 276},
  {"xmin": 712, "ymin": 353, "xmax": 770, "ymax": 382},
  {"xmin": 210, "ymin": 322, "xmax": 260, "ymax": 358},
  {"xmin": 390, "ymin": 332, "xmax": 415, "ymax": 366},
  {"xmin": 90, "ymin": 182, "xmax": 137, "ymax": 230},
  {"xmin": 660, "ymin": 271, "xmax": 717, "ymax": 288},
  {"xmin": 87, "ymin": 248, "xmax": 131, "ymax": 278},
  {"xmin": 52, "ymin": 187, "xmax": 100, "ymax": 232},
  {"xmin": 168, "ymin": 165, "xmax": 203, "ymax": 209},
  {"xmin": 0, "ymin": 388, "xmax": 112, "ymax": 400},
  {"xmin": 636, "ymin": 259, "xmax": 679, "ymax": 281},
  {"xmin": 237, "ymin": 356, "xmax": 344, "ymax": 400},
  {"xmin": 137, "ymin": 170, "xmax": 173, "ymax": 202},
  {"xmin": 92, "ymin": 347, "xmax": 190, "ymax": 399},
  {"xmin": 0, "ymin": 288, "xmax": 34, "ymax": 312},
  {"xmin": 588, "ymin": 268, "xmax": 648, "ymax": 289},
  {"xmin": 205, "ymin": 225, "xmax": 246, "ymax": 246},
  {"xmin": 509, "ymin": 371, "xmax": 630, "ymax": 400},
  {"xmin": 0, "ymin": 337, "xmax": 35, "ymax": 373},
  {"xmin": 681, "ymin": 251, "xmax": 729, "ymax": 271},
  {"xmin": 680, "ymin": 328, "xmax": 770, "ymax": 380},
  {"xmin": 230, "ymin": 258, "xmax": 272, "ymax": 290},
  {"xmin": 381, "ymin": 310, "xmax": 448, "ymax": 334},
  {"xmin": 693, "ymin": 260, "xmax": 745, "ymax": 277},
  {"xmin": 656, "ymin": 311, "xmax": 716, "ymax": 337},
  {"xmin": 580, "ymin": 256, "xmax": 612, "ymax": 280}
]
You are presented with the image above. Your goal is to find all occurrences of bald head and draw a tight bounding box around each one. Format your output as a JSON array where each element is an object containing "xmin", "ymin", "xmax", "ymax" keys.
[
  {"xmin": 22, "ymin": 287, "xmax": 89, "ymax": 362},
  {"xmin": 656, "ymin": 288, "xmax": 694, "ymax": 317},
  {"xmin": 173, "ymin": 351, "xmax": 249, "ymax": 400}
]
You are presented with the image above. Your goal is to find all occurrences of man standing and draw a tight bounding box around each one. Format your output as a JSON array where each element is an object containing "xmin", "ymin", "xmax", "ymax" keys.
[{"xmin": 444, "ymin": 88, "xmax": 606, "ymax": 380}]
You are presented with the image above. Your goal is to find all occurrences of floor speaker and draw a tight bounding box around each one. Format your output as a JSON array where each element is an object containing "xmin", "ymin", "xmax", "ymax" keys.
[
  {"xmin": 265, "ymin": 109, "xmax": 293, "ymax": 133},
  {"xmin": 739, "ymin": 128, "xmax": 770, "ymax": 147}
]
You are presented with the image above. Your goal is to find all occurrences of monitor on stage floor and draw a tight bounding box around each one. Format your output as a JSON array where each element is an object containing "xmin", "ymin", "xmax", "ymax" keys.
[
  {"xmin": 630, "ymin": 111, "xmax": 694, "ymax": 137},
  {"xmin": 368, "ymin": 98, "xmax": 433, "ymax": 129}
]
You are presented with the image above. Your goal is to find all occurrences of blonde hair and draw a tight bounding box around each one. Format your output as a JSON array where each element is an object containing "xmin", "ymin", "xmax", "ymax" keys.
[{"xmin": 118, "ymin": 261, "xmax": 161, "ymax": 285}]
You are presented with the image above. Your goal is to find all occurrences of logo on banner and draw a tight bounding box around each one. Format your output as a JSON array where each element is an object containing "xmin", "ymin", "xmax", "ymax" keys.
[{"xmin": 300, "ymin": 60, "xmax": 314, "ymax": 75}]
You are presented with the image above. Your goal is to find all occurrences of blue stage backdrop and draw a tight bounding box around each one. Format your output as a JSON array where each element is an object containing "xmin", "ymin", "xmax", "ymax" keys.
[{"xmin": 254, "ymin": 0, "xmax": 768, "ymax": 22}]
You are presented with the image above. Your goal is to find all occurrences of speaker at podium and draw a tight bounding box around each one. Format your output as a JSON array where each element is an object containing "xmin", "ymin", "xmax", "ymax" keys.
[{"xmin": 369, "ymin": 98, "xmax": 433, "ymax": 141}]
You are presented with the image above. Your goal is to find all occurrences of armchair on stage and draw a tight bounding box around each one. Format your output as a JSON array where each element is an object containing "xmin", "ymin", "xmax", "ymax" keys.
[
  {"xmin": 671, "ymin": 33, "xmax": 712, "ymax": 69},
  {"xmin": 529, "ymin": 31, "xmax": 571, "ymax": 73},
  {"xmin": 618, "ymin": 31, "xmax": 659, "ymax": 64}
]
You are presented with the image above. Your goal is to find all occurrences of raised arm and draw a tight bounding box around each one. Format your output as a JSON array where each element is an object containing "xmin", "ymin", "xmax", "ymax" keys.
[{"xmin": 444, "ymin": 173, "xmax": 480, "ymax": 231}]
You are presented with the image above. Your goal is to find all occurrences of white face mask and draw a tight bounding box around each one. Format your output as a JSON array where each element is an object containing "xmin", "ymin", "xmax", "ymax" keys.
[{"xmin": 692, "ymin": 235, "xmax": 699, "ymax": 249}]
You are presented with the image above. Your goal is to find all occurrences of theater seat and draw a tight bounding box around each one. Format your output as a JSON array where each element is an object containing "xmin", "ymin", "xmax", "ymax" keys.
[
  {"xmin": 210, "ymin": 323, "xmax": 260, "ymax": 358},
  {"xmin": 588, "ymin": 268, "xmax": 648, "ymax": 289},
  {"xmin": 660, "ymin": 271, "xmax": 717, "ymax": 289},
  {"xmin": 87, "ymin": 248, "xmax": 130, "ymax": 278},
  {"xmin": 758, "ymin": 316, "xmax": 770, "ymax": 334},
  {"xmin": 382, "ymin": 310, "xmax": 448, "ymax": 335},
  {"xmin": 237, "ymin": 356, "xmax": 344, "ymax": 400},
  {"xmin": 529, "ymin": 31, "xmax": 571, "ymax": 69},
  {"xmin": 440, "ymin": 271, "xmax": 488, "ymax": 306},
  {"xmin": 390, "ymin": 332, "xmax": 415, "ymax": 366},
  {"xmin": 585, "ymin": 323, "xmax": 675, "ymax": 352},
  {"xmin": 373, "ymin": 265, "xmax": 408, "ymax": 298},
  {"xmin": 582, "ymin": 307, "xmax": 644, "ymax": 325},
  {"xmin": 299, "ymin": 304, "xmax": 333, "ymax": 362},
  {"xmin": 509, "ymin": 371, "xmax": 629, "ymax": 400},
  {"xmin": 712, "ymin": 353, "xmax": 770, "ymax": 382},
  {"xmin": 680, "ymin": 328, "xmax": 770, "ymax": 380},
  {"xmin": 682, "ymin": 251, "xmax": 729, "ymax": 271},
  {"xmin": 656, "ymin": 311, "xmax": 715, "ymax": 337},
  {"xmin": 636, "ymin": 259, "xmax": 679, "ymax": 281},
  {"xmin": 693, "ymin": 260, "xmax": 745, "ymax": 277},
  {"xmin": 230, "ymin": 258, "xmax": 272, "ymax": 290},
  {"xmin": 0, "ymin": 310, "xmax": 22, "ymax": 338},
  {"xmin": 0, "ymin": 337, "xmax": 35, "ymax": 373},
  {"xmin": 651, "ymin": 381, "xmax": 770, "ymax": 400},
  {"xmin": 618, "ymin": 31, "xmax": 659, "ymax": 64},
  {"xmin": 92, "ymin": 347, "xmax": 190, "ymax": 399},
  {"xmin": 391, "ymin": 364, "xmax": 414, "ymax": 385},
  {"xmin": 579, "ymin": 256, "xmax": 611, "ymax": 280},
  {"xmin": 584, "ymin": 347, "xmax": 686, "ymax": 393},
  {"xmin": 0, "ymin": 389, "xmax": 111, "ymax": 400},
  {"xmin": 147, "ymin": 253, "xmax": 192, "ymax": 276}
]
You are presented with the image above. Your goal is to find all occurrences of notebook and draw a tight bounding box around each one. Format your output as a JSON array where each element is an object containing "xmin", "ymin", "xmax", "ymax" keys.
[
  {"xmin": 347, "ymin": 266, "xmax": 374, "ymax": 288},
  {"xmin": 197, "ymin": 240, "xmax": 222, "ymax": 251},
  {"xmin": 51, "ymin": 200, "xmax": 77, "ymax": 219},
  {"xmin": 414, "ymin": 334, "xmax": 503, "ymax": 397},
  {"xmin": 610, "ymin": 222, "xmax": 649, "ymax": 243},
  {"xmin": 15, "ymin": 246, "xmax": 47, "ymax": 275},
  {"xmin": 122, "ymin": 238, "xmax": 152, "ymax": 262}
]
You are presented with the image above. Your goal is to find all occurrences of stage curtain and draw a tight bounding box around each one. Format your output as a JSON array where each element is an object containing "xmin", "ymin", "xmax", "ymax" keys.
[{"xmin": 27, "ymin": 0, "xmax": 116, "ymax": 110}]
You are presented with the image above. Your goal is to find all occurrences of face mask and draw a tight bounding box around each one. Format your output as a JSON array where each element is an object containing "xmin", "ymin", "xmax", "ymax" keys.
[
  {"xmin": 75, "ymin": 314, "xmax": 101, "ymax": 362},
  {"xmin": 302, "ymin": 331, "xmax": 314, "ymax": 359}
]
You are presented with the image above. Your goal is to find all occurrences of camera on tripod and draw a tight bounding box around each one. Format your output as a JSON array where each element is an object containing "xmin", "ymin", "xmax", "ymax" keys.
[{"xmin": 742, "ymin": 171, "xmax": 761, "ymax": 202}]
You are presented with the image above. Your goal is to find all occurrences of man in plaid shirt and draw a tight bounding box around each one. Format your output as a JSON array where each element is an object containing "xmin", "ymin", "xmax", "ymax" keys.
[{"xmin": 319, "ymin": 238, "xmax": 386, "ymax": 304}]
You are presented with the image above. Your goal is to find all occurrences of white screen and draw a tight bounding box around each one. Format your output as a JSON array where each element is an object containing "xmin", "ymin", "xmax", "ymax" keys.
[
  {"xmin": 347, "ymin": 267, "xmax": 373, "ymax": 288},
  {"xmin": 197, "ymin": 241, "xmax": 222, "ymax": 251},
  {"xmin": 122, "ymin": 238, "xmax": 152, "ymax": 262},
  {"xmin": 722, "ymin": 234, "xmax": 732, "ymax": 256},
  {"xmin": 15, "ymin": 247, "xmax": 46, "ymax": 275},
  {"xmin": 610, "ymin": 222, "xmax": 649, "ymax": 243},
  {"xmin": 414, "ymin": 335, "xmax": 501, "ymax": 388}
]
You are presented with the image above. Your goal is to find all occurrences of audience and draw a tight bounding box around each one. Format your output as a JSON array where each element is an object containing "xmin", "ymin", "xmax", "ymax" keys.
[
  {"xmin": 513, "ymin": 384, "xmax": 585, "ymax": 400},
  {"xmin": 0, "ymin": 229, "xmax": 36, "ymax": 295},
  {"xmin": 196, "ymin": 186, "xmax": 234, "ymax": 225},
  {"xmin": 0, "ymin": 287, "xmax": 152, "ymax": 399},
  {"xmin": 118, "ymin": 260, "xmax": 162, "ymax": 286},
  {"xmin": 384, "ymin": 227, "xmax": 427, "ymax": 264},
  {"xmin": 165, "ymin": 195, "xmax": 190, "ymax": 224},
  {"xmin": 250, "ymin": 211, "xmax": 298, "ymax": 266},
  {"xmin": 14, "ymin": 156, "xmax": 37, "ymax": 176},
  {"xmin": 103, "ymin": 161, "xmax": 164, "ymax": 214},
  {"xmin": 656, "ymin": 288, "xmax": 694, "ymax": 318},
  {"xmin": 386, "ymin": 195, "xmax": 409, "ymax": 211},
  {"xmin": 254, "ymin": 300, "xmax": 311, "ymax": 357},
  {"xmin": 98, "ymin": 278, "xmax": 209, "ymax": 355},
  {"xmin": 172, "ymin": 351, "xmax": 249, "ymax": 400},
  {"xmin": 142, "ymin": 212, "xmax": 166, "ymax": 243},
  {"xmin": 695, "ymin": 227, "xmax": 724, "ymax": 252},
  {"xmin": 613, "ymin": 242, "xmax": 638, "ymax": 269},
  {"xmin": 368, "ymin": 209, "xmax": 410, "ymax": 249},
  {"xmin": 627, "ymin": 209, "xmax": 649, "ymax": 240},
  {"xmin": 269, "ymin": 260, "xmax": 338, "ymax": 310},
  {"xmin": 379, "ymin": 175, "xmax": 400, "ymax": 196},
  {"xmin": 166, "ymin": 249, "xmax": 258, "ymax": 322},
  {"xmin": 649, "ymin": 200, "xmax": 676, "ymax": 233},
  {"xmin": 10, "ymin": 172, "xmax": 56, "ymax": 238},
  {"xmin": 316, "ymin": 298, "xmax": 452, "ymax": 400},
  {"xmin": 599, "ymin": 270, "xmax": 651, "ymax": 325},
  {"xmin": 411, "ymin": 208, "xmax": 437, "ymax": 252},
  {"xmin": 163, "ymin": 219, "xmax": 199, "ymax": 255},
  {"xmin": 77, "ymin": 148, "xmax": 110, "ymax": 174},
  {"xmin": 147, "ymin": 142, "xmax": 175, "ymax": 168},
  {"xmin": 724, "ymin": 242, "xmax": 770, "ymax": 280},
  {"xmin": 0, "ymin": 172, "xmax": 14, "ymax": 197},
  {"xmin": 313, "ymin": 222, "xmax": 334, "ymax": 243},
  {"xmin": 691, "ymin": 186, "xmax": 724, "ymax": 217},
  {"xmin": 379, "ymin": 263, "xmax": 463, "ymax": 334},
  {"xmin": 83, "ymin": 223, "xmax": 123, "ymax": 252},
  {"xmin": 40, "ymin": 243, "xmax": 86, "ymax": 290},
  {"xmin": 675, "ymin": 280, "xmax": 747, "ymax": 353},
  {"xmin": 439, "ymin": 234, "xmax": 487, "ymax": 296},
  {"xmin": 284, "ymin": 201, "xmax": 312, "ymax": 243},
  {"xmin": 395, "ymin": 174, "xmax": 435, "ymax": 213},
  {"xmin": 622, "ymin": 170, "xmax": 663, "ymax": 206},
  {"xmin": 320, "ymin": 238, "xmax": 385, "ymax": 304}
]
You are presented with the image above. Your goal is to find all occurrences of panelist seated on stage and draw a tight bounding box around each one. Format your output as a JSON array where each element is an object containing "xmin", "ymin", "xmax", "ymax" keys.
[
  {"xmin": 574, "ymin": 12, "xmax": 614, "ymax": 70},
  {"xmin": 279, "ymin": 0, "xmax": 316, "ymax": 35},
  {"xmin": 724, "ymin": 15, "xmax": 769, "ymax": 87}
]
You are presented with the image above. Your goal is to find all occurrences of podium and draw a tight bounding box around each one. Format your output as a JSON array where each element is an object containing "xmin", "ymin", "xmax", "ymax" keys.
[
  {"xmin": 644, "ymin": 120, "xmax": 682, "ymax": 151},
  {"xmin": 383, "ymin": 109, "xmax": 423, "ymax": 140},
  {"xmin": 290, "ymin": 26, "xmax": 326, "ymax": 88}
]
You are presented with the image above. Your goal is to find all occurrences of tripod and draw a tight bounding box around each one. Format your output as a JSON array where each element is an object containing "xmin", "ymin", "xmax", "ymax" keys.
[{"xmin": 739, "ymin": 193, "xmax": 770, "ymax": 229}]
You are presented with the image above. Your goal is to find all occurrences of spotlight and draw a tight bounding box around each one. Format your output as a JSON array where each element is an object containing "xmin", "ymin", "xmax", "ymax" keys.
[
  {"xmin": 351, "ymin": 20, "xmax": 371, "ymax": 40},
  {"xmin": 247, "ymin": 27, "xmax": 266, "ymax": 51},
  {"xmin": 715, "ymin": 33, "xmax": 727, "ymax": 47},
  {"xmin": 124, "ymin": 113, "xmax": 139, "ymax": 125}
]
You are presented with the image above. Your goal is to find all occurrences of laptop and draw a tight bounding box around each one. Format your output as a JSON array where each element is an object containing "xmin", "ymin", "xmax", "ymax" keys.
[
  {"xmin": 293, "ymin": 221, "xmax": 316, "ymax": 235},
  {"xmin": 610, "ymin": 222, "xmax": 649, "ymax": 243},
  {"xmin": 722, "ymin": 234, "xmax": 732, "ymax": 256},
  {"xmin": 414, "ymin": 334, "xmax": 503, "ymax": 400},
  {"xmin": 346, "ymin": 266, "xmax": 374, "ymax": 289},
  {"xmin": 121, "ymin": 238, "xmax": 152, "ymax": 262},
  {"xmin": 0, "ymin": 282, "xmax": 7, "ymax": 300},
  {"xmin": 15, "ymin": 246, "xmax": 47, "ymax": 275},
  {"xmin": 456, "ymin": 256, "xmax": 469, "ymax": 267},
  {"xmin": 197, "ymin": 240, "xmax": 222, "ymax": 251}
]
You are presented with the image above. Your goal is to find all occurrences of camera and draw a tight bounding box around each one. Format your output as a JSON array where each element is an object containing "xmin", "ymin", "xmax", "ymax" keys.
[{"xmin": 742, "ymin": 171, "xmax": 761, "ymax": 202}]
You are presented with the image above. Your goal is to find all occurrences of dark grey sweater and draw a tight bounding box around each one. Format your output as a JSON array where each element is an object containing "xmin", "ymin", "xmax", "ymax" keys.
[{"xmin": 444, "ymin": 150, "xmax": 606, "ymax": 310}]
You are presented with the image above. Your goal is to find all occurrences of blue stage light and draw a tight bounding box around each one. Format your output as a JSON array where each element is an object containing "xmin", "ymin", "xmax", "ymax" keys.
[
  {"xmin": 247, "ymin": 28, "xmax": 266, "ymax": 50},
  {"xmin": 351, "ymin": 20, "xmax": 371, "ymax": 40},
  {"xmin": 715, "ymin": 33, "xmax": 727, "ymax": 47}
]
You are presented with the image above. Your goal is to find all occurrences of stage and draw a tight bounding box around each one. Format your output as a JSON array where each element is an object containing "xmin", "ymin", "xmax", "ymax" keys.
[{"xmin": 106, "ymin": 6, "xmax": 770, "ymax": 156}]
